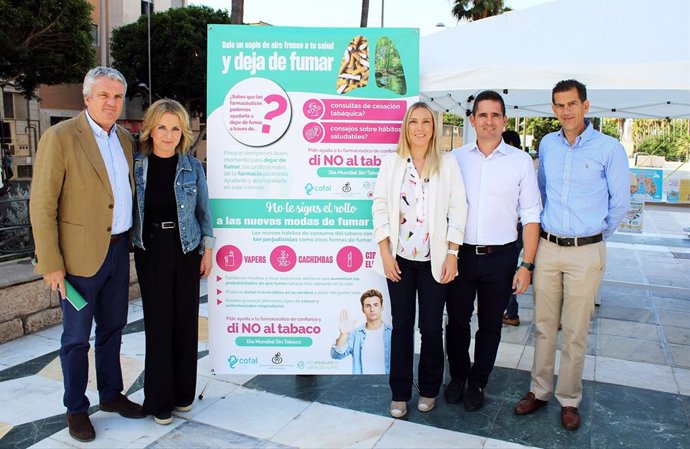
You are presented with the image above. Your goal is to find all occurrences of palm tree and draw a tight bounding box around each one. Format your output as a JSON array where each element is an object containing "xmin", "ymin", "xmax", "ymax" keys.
[
  {"xmin": 452, "ymin": 0, "xmax": 509, "ymax": 22},
  {"xmin": 360, "ymin": 0, "xmax": 369, "ymax": 27},
  {"xmin": 231, "ymin": 0, "xmax": 244, "ymax": 24}
]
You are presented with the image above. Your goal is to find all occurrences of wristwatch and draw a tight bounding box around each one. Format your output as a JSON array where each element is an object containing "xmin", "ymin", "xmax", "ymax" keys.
[
  {"xmin": 447, "ymin": 248, "xmax": 459, "ymax": 257},
  {"xmin": 520, "ymin": 261, "xmax": 535, "ymax": 272}
]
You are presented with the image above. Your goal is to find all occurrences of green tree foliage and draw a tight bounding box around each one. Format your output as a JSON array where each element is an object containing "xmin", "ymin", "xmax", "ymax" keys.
[
  {"xmin": 601, "ymin": 118, "xmax": 622, "ymax": 139},
  {"xmin": 0, "ymin": 0, "xmax": 95, "ymax": 99},
  {"xmin": 635, "ymin": 119, "xmax": 690, "ymax": 161},
  {"xmin": 110, "ymin": 5, "xmax": 232, "ymax": 116},
  {"xmin": 452, "ymin": 0, "xmax": 509, "ymax": 22},
  {"xmin": 443, "ymin": 112, "xmax": 463, "ymax": 127},
  {"xmin": 527, "ymin": 117, "xmax": 560, "ymax": 152},
  {"xmin": 637, "ymin": 134, "xmax": 689, "ymax": 162},
  {"xmin": 631, "ymin": 119, "xmax": 687, "ymax": 146}
]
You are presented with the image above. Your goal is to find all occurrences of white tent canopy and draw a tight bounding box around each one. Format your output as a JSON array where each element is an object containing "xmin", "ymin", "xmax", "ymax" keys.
[{"xmin": 420, "ymin": 0, "xmax": 690, "ymax": 120}]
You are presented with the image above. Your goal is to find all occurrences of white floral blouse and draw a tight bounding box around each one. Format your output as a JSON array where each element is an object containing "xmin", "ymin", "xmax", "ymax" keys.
[{"xmin": 397, "ymin": 158, "xmax": 430, "ymax": 261}]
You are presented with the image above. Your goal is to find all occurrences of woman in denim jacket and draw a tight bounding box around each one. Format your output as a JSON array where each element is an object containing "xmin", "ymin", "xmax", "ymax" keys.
[{"xmin": 131, "ymin": 99, "xmax": 215, "ymax": 425}]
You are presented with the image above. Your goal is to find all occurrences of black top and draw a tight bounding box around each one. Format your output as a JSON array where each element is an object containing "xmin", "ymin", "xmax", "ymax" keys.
[{"xmin": 144, "ymin": 152, "xmax": 178, "ymax": 226}]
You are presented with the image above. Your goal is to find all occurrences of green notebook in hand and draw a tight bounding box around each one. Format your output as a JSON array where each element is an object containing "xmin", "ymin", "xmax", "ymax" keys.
[
  {"xmin": 63, "ymin": 279, "xmax": 87, "ymax": 311},
  {"xmin": 32, "ymin": 259, "xmax": 87, "ymax": 311}
]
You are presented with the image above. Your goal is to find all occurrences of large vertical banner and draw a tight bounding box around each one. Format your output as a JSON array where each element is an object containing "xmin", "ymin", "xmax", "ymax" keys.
[{"xmin": 206, "ymin": 26, "xmax": 418, "ymax": 374}]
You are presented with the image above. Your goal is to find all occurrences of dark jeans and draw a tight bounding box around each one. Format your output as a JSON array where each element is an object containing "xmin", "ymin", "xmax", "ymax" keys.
[
  {"xmin": 386, "ymin": 256, "xmax": 447, "ymax": 401},
  {"xmin": 446, "ymin": 243, "xmax": 518, "ymax": 388},
  {"xmin": 135, "ymin": 225, "xmax": 201, "ymax": 415},
  {"xmin": 60, "ymin": 235, "xmax": 130, "ymax": 413},
  {"xmin": 505, "ymin": 222, "xmax": 524, "ymax": 318}
]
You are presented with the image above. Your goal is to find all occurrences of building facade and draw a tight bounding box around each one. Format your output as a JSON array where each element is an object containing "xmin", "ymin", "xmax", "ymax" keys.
[
  {"xmin": 0, "ymin": 89, "xmax": 41, "ymax": 181},
  {"xmin": 34, "ymin": 0, "xmax": 188, "ymax": 178}
]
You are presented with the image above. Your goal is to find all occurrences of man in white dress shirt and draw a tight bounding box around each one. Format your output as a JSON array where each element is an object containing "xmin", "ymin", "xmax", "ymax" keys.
[{"xmin": 445, "ymin": 90, "xmax": 542, "ymax": 411}]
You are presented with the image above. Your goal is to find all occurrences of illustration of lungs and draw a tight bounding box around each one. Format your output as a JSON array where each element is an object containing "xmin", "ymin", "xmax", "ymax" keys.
[
  {"xmin": 374, "ymin": 36, "xmax": 407, "ymax": 95},
  {"xmin": 336, "ymin": 35, "xmax": 369, "ymax": 94}
]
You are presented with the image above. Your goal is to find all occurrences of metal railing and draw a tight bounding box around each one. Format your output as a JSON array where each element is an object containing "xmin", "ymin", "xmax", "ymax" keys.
[{"xmin": 0, "ymin": 197, "xmax": 34, "ymax": 262}]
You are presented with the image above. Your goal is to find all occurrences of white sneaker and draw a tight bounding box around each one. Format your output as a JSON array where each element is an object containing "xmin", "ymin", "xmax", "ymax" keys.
[
  {"xmin": 390, "ymin": 401, "xmax": 407, "ymax": 418},
  {"xmin": 154, "ymin": 412, "xmax": 173, "ymax": 425},
  {"xmin": 174, "ymin": 403, "xmax": 193, "ymax": 412},
  {"xmin": 417, "ymin": 396, "xmax": 436, "ymax": 412}
]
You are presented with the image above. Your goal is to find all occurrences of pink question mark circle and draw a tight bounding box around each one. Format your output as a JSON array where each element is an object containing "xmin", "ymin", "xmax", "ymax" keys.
[
  {"xmin": 303, "ymin": 122, "xmax": 324, "ymax": 143},
  {"xmin": 222, "ymin": 77, "xmax": 292, "ymax": 147},
  {"xmin": 262, "ymin": 94, "xmax": 289, "ymax": 133}
]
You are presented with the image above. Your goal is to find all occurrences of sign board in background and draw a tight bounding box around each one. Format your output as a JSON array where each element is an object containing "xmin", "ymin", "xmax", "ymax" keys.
[{"xmin": 206, "ymin": 26, "xmax": 419, "ymax": 374}]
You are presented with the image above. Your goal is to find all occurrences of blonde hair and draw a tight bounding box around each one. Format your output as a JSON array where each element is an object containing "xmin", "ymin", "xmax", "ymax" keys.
[
  {"xmin": 139, "ymin": 99, "xmax": 194, "ymax": 155},
  {"xmin": 396, "ymin": 101, "xmax": 441, "ymax": 179}
]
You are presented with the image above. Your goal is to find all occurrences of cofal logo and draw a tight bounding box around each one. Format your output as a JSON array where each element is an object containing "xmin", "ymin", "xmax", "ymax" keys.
[
  {"xmin": 227, "ymin": 354, "xmax": 258, "ymax": 369},
  {"xmin": 304, "ymin": 183, "xmax": 331, "ymax": 196}
]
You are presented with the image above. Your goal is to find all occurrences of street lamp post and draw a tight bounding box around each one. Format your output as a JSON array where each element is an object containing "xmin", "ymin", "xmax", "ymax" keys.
[
  {"xmin": 381, "ymin": 0, "xmax": 384, "ymax": 27},
  {"xmin": 137, "ymin": 83, "xmax": 151, "ymax": 110},
  {"xmin": 146, "ymin": 0, "xmax": 152, "ymax": 106}
]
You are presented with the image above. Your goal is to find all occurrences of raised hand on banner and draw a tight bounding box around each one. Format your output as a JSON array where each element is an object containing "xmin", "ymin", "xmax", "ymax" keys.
[
  {"xmin": 339, "ymin": 309, "xmax": 357, "ymax": 336},
  {"xmin": 334, "ymin": 309, "xmax": 357, "ymax": 349}
]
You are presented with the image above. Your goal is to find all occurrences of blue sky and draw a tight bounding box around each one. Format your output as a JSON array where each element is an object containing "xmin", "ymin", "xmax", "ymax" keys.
[{"xmin": 188, "ymin": 0, "xmax": 555, "ymax": 33}]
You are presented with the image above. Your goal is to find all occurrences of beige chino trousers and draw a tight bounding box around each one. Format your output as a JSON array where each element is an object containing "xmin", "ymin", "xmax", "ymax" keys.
[{"xmin": 530, "ymin": 237, "xmax": 606, "ymax": 407}]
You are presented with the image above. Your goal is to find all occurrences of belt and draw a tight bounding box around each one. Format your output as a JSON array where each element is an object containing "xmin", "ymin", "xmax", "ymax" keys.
[
  {"xmin": 110, "ymin": 232, "xmax": 126, "ymax": 244},
  {"xmin": 462, "ymin": 241, "xmax": 516, "ymax": 256},
  {"xmin": 540, "ymin": 230, "xmax": 603, "ymax": 247},
  {"xmin": 150, "ymin": 221, "xmax": 176, "ymax": 230}
]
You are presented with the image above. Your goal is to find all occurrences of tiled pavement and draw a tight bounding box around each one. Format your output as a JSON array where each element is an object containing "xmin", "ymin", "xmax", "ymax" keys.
[{"xmin": 0, "ymin": 204, "xmax": 688, "ymax": 449}]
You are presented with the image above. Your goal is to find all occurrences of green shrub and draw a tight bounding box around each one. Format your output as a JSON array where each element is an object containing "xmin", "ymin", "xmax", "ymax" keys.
[{"xmin": 637, "ymin": 134, "xmax": 689, "ymax": 161}]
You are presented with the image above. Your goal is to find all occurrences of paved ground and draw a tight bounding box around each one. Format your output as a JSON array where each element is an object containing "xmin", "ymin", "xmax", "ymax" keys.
[{"xmin": 0, "ymin": 204, "xmax": 688, "ymax": 449}]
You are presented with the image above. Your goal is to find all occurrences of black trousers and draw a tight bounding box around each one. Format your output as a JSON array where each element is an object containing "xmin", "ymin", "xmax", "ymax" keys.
[
  {"xmin": 446, "ymin": 244, "xmax": 518, "ymax": 388},
  {"xmin": 386, "ymin": 256, "xmax": 447, "ymax": 401},
  {"xmin": 134, "ymin": 226, "xmax": 201, "ymax": 415}
]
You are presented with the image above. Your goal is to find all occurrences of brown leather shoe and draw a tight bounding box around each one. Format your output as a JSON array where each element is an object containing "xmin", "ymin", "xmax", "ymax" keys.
[
  {"xmin": 502, "ymin": 313, "xmax": 520, "ymax": 326},
  {"xmin": 66, "ymin": 412, "xmax": 95, "ymax": 442},
  {"xmin": 99, "ymin": 393, "xmax": 145, "ymax": 419},
  {"xmin": 561, "ymin": 406, "xmax": 581, "ymax": 430},
  {"xmin": 514, "ymin": 392, "xmax": 548, "ymax": 415}
]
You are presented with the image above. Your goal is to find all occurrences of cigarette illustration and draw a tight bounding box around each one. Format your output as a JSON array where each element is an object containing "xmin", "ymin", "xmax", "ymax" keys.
[{"xmin": 336, "ymin": 36, "xmax": 369, "ymax": 94}]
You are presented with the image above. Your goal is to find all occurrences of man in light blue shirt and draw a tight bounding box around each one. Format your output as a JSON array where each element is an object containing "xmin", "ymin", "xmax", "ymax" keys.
[
  {"xmin": 514, "ymin": 80, "xmax": 630, "ymax": 431},
  {"xmin": 84, "ymin": 110, "xmax": 132, "ymax": 235}
]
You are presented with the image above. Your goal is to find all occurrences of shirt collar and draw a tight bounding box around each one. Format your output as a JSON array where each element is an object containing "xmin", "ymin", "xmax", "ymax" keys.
[
  {"xmin": 85, "ymin": 110, "xmax": 117, "ymax": 138},
  {"xmin": 470, "ymin": 139, "xmax": 509, "ymax": 158},
  {"xmin": 558, "ymin": 119, "xmax": 594, "ymax": 147}
]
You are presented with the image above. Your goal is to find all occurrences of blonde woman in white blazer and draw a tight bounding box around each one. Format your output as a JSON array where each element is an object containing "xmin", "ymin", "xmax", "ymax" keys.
[{"xmin": 372, "ymin": 102, "xmax": 467, "ymax": 418}]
